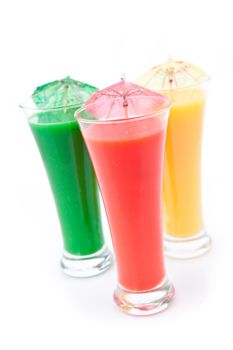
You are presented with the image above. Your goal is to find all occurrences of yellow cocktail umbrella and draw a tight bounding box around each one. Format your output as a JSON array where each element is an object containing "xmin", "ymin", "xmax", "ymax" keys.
[{"xmin": 136, "ymin": 60, "xmax": 209, "ymax": 91}]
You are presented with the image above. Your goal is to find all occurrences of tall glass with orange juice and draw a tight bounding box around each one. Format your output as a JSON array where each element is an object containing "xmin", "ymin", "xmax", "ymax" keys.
[{"xmin": 136, "ymin": 61, "xmax": 211, "ymax": 258}]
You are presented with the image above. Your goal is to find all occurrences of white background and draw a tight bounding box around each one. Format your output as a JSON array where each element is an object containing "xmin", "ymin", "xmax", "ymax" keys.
[{"xmin": 0, "ymin": 0, "xmax": 232, "ymax": 349}]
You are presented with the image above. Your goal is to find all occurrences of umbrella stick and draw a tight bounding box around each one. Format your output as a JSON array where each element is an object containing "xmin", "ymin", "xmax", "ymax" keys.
[{"xmin": 123, "ymin": 95, "xmax": 128, "ymax": 118}]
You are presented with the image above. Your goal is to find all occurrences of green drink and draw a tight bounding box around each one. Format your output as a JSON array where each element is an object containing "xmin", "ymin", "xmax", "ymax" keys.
[{"xmin": 21, "ymin": 78, "xmax": 112, "ymax": 277}]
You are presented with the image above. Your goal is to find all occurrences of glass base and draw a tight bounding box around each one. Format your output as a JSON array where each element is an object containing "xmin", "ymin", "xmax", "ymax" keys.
[
  {"xmin": 164, "ymin": 230, "xmax": 211, "ymax": 259},
  {"xmin": 60, "ymin": 245, "xmax": 113, "ymax": 278},
  {"xmin": 114, "ymin": 277, "xmax": 175, "ymax": 316}
]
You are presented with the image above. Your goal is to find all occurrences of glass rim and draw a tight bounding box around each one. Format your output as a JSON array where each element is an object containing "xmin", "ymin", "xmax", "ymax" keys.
[
  {"xmin": 19, "ymin": 101, "xmax": 82, "ymax": 112},
  {"xmin": 75, "ymin": 95, "xmax": 171, "ymax": 125}
]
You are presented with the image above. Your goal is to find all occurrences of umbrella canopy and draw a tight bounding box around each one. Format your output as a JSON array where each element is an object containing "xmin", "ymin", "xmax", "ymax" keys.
[
  {"xmin": 79, "ymin": 80, "xmax": 170, "ymax": 121},
  {"xmin": 136, "ymin": 60, "xmax": 209, "ymax": 91},
  {"xmin": 32, "ymin": 76, "xmax": 97, "ymax": 109}
]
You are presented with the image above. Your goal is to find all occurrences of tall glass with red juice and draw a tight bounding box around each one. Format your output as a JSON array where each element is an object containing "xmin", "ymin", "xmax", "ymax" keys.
[{"xmin": 76, "ymin": 81, "xmax": 175, "ymax": 316}]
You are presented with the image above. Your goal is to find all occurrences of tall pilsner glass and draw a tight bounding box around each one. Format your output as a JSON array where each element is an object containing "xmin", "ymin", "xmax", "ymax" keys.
[
  {"xmin": 76, "ymin": 81, "xmax": 175, "ymax": 315},
  {"xmin": 21, "ymin": 103, "xmax": 112, "ymax": 277},
  {"xmin": 136, "ymin": 61, "xmax": 212, "ymax": 259}
]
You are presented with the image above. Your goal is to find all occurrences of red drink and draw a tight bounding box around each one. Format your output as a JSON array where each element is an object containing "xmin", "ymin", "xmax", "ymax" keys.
[
  {"xmin": 85, "ymin": 117, "xmax": 166, "ymax": 291},
  {"xmin": 76, "ymin": 81, "xmax": 174, "ymax": 315}
]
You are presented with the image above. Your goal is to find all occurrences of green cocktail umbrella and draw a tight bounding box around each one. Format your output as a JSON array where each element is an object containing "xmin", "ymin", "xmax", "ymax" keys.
[
  {"xmin": 31, "ymin": 76, "xmax": 98, "ymax": 123},
  {"xmin": 32, "ymin": 76, "xmax": 97, "ymax": 108}
]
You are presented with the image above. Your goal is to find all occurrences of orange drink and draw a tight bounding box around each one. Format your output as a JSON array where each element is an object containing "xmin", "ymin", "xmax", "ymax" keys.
[
  {"xmin": 163, "ymin": 88, "xmax": 206, "ymax": 238},
  {"xmin": 136, "ymin": 60, "xmax": 212, "ymax": 258}
]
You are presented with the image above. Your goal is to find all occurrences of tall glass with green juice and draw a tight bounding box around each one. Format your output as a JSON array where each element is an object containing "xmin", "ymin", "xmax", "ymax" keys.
[{"xmin": 21, "ymin": 77, "xmax": 112, "ymax": 277}]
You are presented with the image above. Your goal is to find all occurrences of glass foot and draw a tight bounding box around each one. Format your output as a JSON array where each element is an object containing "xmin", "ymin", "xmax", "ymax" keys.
[
  {"xmin": 114, "ymin": 277, "xmax": 175, "ymax": 316},
  {"xmin": 60, "ymin": 245, "xmax": 113, "ymax": 278},
  {"xmin": 164, "ymin": 230, "xmax": 211, "ymax": 259}
]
